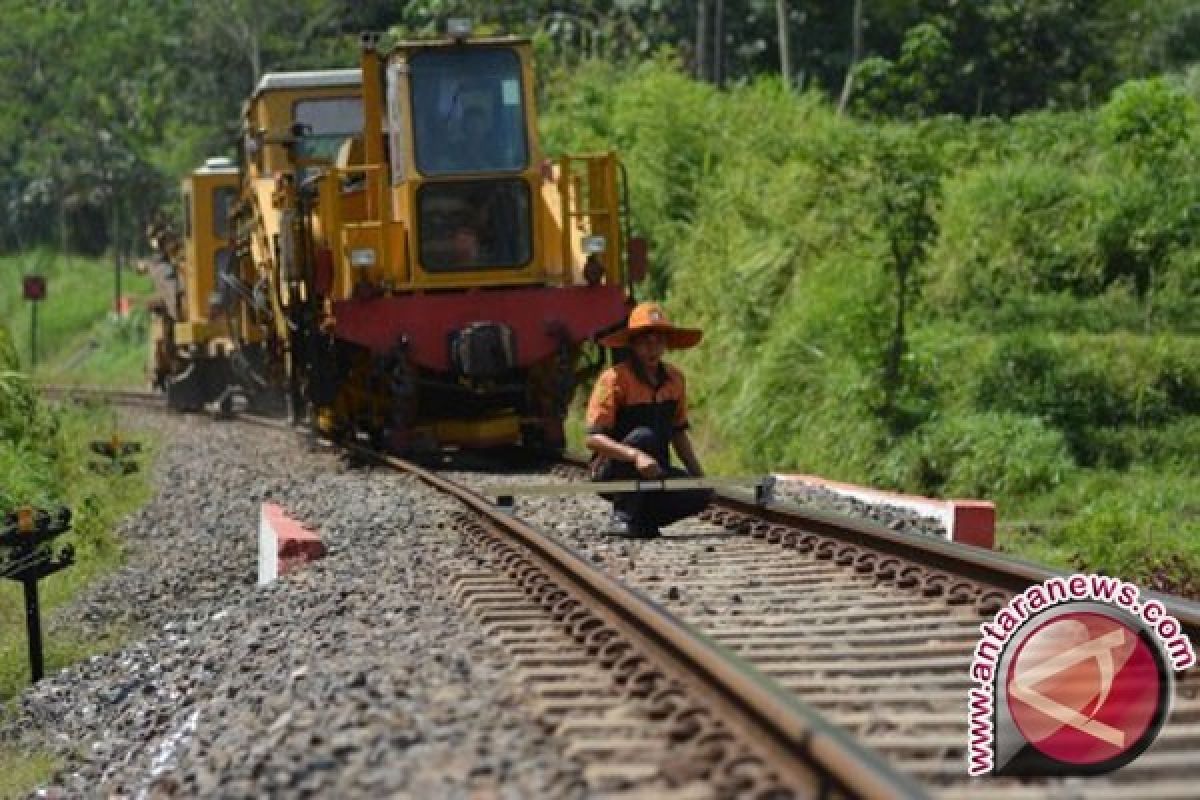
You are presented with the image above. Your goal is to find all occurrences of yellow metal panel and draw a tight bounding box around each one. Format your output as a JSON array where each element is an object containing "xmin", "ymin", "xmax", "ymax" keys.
[
  {"xmin": 174, "ymin": 321, "xmax": 223, "ymax": 346},
  {"xmin": 386, "ymin": 220, "xmax": 409, "ymax": 286},
  {"xmin": 247, "ymin": 85, "xmax": 364, "ymax": 175},
  {"xmin": 432, "ymin": 413, "xmax": 521, "ymax": 448},
  {"xmin": 539, "ymin": 173, "xmax": 567, "ymax": 283},
  {"xmin": 183, "ymin": 171, "xmax": 238, "ymax": 327}
]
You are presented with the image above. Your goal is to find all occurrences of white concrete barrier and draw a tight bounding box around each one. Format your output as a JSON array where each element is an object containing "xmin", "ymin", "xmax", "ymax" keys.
[
  {"xmin": 258, "ymin": 503, "xmax": 325, "ymax": 586},
  {"xmin": 774, "ymin": 473, "xmax": 995, "ymax": 549}
]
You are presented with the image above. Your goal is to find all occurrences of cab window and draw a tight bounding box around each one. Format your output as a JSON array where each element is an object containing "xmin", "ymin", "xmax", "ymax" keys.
[
  {"xmin": 294, "ymin": 97, "xmax": 364, "ymax": 161},
  {"xmin": 410, "ymin": 49, "xmax": 528, "ymax": 175},
  {"xmin": 418, "ymin": 179, "xmax": 531, "ymax": 271},
  {"xmin": 212, "ymin": 187, "xmax": 236, "ymax": 239}
]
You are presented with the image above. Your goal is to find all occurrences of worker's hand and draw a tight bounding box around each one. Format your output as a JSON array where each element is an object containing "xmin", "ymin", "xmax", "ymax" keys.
[{"xmin": 633, "ymin": 451, "xmax": 663, "ymax": 478}]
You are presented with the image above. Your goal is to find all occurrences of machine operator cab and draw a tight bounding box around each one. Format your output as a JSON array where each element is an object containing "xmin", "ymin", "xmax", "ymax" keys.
[
  {"xmin": 148, "ymin": 156, "xmax": 239, "ymax": 410},
  {"xmin": 179, "ymin": 157, "xmax": 239, "ymax": 337},
  {"xmin": 241, "ymin": 69, "xmax": 365, "ymax": 185},
  {"xmin": 323, "ymin": 27, "xmax": 627, "ymax": 297},
  {"xmin": 284, "ymin": 24, "xmax": 637, "ymax": 451},
  {"xmin": 234, "ymin": 69, "xmax": 365, "ymax": 394},
  {"xmin": 238, "ymin": 68, "xmax": 365, "ymax": 317}
]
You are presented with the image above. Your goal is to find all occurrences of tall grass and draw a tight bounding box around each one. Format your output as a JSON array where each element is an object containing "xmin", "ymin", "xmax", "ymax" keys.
[
  {"xmin": 0, "ymin": 316, "xmax": 156, "ymax": 794},
  {"xmin": 0, "ymin": 251, "xmax": 153, "ymax": 386},
  {"xmin": 543, "ymin": 61, "xmax": 1200, "ymax": 587}
]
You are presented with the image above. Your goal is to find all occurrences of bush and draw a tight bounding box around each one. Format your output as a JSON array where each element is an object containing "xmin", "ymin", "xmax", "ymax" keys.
[
  {"xmin": 1083, "ymin": 417, "xmax": 1200, "ymax": 471},
  {"xmin": 1100, "ymin": 77, "xmax": 1198, "ymax": 161},
  {"xmin": 929, "ymin": 159, "xmax": 1107, "ymax": 308},
  {"xmin": 880, "ymin": 412, "xmax": 1073, "ymax": 500},
  {"xmin": 973, "ymin": 332, "xmax": 1200, "ymax": 464}
]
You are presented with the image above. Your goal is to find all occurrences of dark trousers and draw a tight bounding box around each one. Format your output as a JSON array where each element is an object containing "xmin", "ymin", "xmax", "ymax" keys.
[{"xmin": 595, "ymin": 427, "xmax": 713, "ymax": 530}]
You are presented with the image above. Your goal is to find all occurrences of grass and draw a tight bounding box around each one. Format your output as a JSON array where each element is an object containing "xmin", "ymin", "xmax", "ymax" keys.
[
  {"xmin": 0, "ymin": 406, "xmax": 158, "ymax": 697},
  {"xmin": 0, "ymin": 251, "xmax": 154, "ymax": 387},
  {"xmin": 0, "ymin": 403, "xmax": 157, "ymax": 799},
  {"xmin": 0, "ymin": 252, "xmax": 160, "ymax": 797},
  {"xmin": 38, "ymin": 310, "xmax": 153, "ymax": 388},
  {"xmin": 997, "ymin": 468, "xmax": 1200, "ymax": 587},
  {"xmin": 0, "ymin": 751, "xmax": 59, "ymax": 800}
]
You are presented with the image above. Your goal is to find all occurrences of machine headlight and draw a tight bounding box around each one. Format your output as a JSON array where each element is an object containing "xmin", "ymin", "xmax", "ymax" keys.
[
  {"xmin": 582, "ymin": 235, "xmax": 607, "ymax": 255},
  {"xmin": 349, "ymin": 248, "xmax": 377, "ymax": 268}
]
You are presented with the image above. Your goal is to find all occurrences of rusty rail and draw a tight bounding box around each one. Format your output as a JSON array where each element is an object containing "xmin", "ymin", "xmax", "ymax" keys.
[{"xmin": 355, "ymin": 443, "xmax": 928, "ymax": 799}]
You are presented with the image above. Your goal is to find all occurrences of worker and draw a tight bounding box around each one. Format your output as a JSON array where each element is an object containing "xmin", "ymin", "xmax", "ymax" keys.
[{"xmin": 585, "ymin": 302, "xmax": 712, "ymax": 538}]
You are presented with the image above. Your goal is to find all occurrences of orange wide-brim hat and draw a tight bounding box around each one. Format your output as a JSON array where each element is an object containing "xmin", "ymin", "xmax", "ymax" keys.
[{"xmin": 599, "ymin": 302, "xmax": 703, "ymax": 350}]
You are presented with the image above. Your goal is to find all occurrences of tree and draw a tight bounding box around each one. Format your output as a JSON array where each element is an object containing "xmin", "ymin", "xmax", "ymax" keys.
[
  {"xmin": 872, "ymin": 126, "xmax": 940, "ymax": 428},
  {"xmin": 696, "ymin": 0, "xmax": 710, "ymax": 81},
  {"xmin": 775, "ymin": 0, "xmax": 791, "ymax": 89},
  {"xmin": 193, "ymin": 0, "xmax": 344, "ymax": 87},
  {"xmin": 837, "ymin": 0, "xmax": 864, "ymax": 114}
]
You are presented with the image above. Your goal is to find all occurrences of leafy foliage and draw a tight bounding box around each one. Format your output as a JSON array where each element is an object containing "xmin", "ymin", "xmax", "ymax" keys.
[
  {"xmin": 544, "ymin": 59, "xmax": 1200, "ymax": 586},
  {"xmin": 880, "ymin": 412, "xmax": 1073, "ymax": 500},
  {"xmin": 1101, "ymin": 77, "xmax": 1199, "ymax": 159},
  {"xmin": 0, "ymin": 0, "xmax": 1194, "ymax": 255}
]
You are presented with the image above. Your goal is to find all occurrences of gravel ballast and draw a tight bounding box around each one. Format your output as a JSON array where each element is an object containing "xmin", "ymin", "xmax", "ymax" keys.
[
  {"xmin": 8, "ymin": 410, "xmax": 964, "ymax": 798},
  {"xmin": 8, "ymin": 413, "xmax": 582, "ymax": 798},
  {"xmin": 771, "ymin": 480, "xmax": 949, "ymax": 539}
]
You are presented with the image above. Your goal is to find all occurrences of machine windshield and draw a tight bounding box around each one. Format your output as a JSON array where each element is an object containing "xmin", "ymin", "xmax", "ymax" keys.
[
  {"xmin": 294, "ymin": 97, "xmax": 364, "ymax": 161},
  {"xmin": 418, "ymin": 179, "xmax": 531, "ymax": 271},
  {"xmin": 410, "ymin": 49, "xmax": 528, "ymax": 175}
]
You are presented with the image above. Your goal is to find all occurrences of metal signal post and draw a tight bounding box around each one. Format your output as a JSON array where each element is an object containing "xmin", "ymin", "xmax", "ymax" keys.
[
  {"xmin": 1, "ymin": 507, "xmax": 74, "ymax": 682},
  {"xmin": 89, "ymin": 435, "xmax": 142, "ymax": 475},
  {"xmin": 22, "ymin": 275, "xmax": 46, "ymax": 367}
]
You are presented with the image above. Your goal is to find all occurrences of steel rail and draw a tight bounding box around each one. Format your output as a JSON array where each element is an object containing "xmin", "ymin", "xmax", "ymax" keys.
[
  {"xmin": 352, "ymin": 443, "xmax": 928, "ymax": 800},
  {"xmin": 559, "ymin": 452, "xmax": 1200, "ymax": 637},
  {"xmin": 36, "ymin": 389, "xmax": 1199, "ymax": 789},
  {"xmin": 37, "ymin": 384, "xmax": 163, "ymax": 407},
  {"xmin": 716, "ymin": 486, "xmax": 1200, "ymax": 638}
]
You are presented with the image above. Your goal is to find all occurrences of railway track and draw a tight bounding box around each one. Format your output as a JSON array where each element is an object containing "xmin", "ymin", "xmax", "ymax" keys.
[
  {"xmin": 40, "ymin": 385, "xmax": 1200, "ymax": 798},
  {"xmin": 38, "ymin": 384, "xmax": 167, "ymax": 408},
  {"xmin": 446, "ymin": 464, "xmax": 1200, "ymax": 798}
]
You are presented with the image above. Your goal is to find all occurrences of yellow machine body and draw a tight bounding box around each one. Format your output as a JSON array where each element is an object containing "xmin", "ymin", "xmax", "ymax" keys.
[
  {"xmin": 175, "ymin": 160, "xmax": 239, "ymax": 347},
  {"xmin": 160, "ymin": 37, "xmax": 637, "ymax": 449},
  {"xmin": 255, "ymin": 35, "xmax": 633, "ymax": 450}
]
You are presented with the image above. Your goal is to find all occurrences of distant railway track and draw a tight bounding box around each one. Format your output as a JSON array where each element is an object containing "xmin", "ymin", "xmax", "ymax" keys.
[
  {"xmin": 40, "ymin": 385, "xmax": 1200, "ymax": 797},
  {"xmin": 37, "ymin": 384, "xmax": 165, "ymax": 408}
]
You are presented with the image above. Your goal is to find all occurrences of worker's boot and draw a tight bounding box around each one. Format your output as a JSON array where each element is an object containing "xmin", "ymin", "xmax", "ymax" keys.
[
  {"xmin": 606, "ymin": 511, "xmax": 659, "ymax": 539},
  {"xmin": 606, "ymin": 511, "xmax": 634, "ymax": 537}
]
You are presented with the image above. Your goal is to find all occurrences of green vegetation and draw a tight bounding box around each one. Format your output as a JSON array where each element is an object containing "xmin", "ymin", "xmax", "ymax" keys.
[
  {"xmin": 2, "ymin": 1, "xmax": 1196, "ymax": 256},
  {"xmin": 0, "ymin": 320, "xmax": 154, "ymax": 681},
  {"xmin": 0, "ymin": 252, "xmax": 154, "ymax": 387},
  {"xmin": 0, "ymin": 750, "xmax": 58, "ymax": 800},
  {"xmin": 0, "ymin": 319, "xmax": 155, "ymax": 794},
  {"xmin": 545, "ymin": 62, "xmax": 1199, "ymax": 588}
]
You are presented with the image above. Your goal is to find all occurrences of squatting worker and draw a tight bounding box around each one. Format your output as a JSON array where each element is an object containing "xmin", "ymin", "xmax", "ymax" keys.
[{"xmin": 585, "ymin": 302, "xmax": 713, "ymax": 538}]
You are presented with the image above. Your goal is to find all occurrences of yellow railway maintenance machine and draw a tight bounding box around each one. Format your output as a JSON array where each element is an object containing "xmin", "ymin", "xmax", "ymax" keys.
[
  {"xmin": 228, "ymin": 67, "xmax": 365, "ymax": 414},
  {"xmin": 147, "ymin": 155, "xmax": 239, "ymax": 410},
  {"xmin": 256, "ymin": 26, "xmax": 638, "ymax": 451},
  {"xmin": 149, "ymin": 68, "xmax": 364, "ymax": 412}
]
